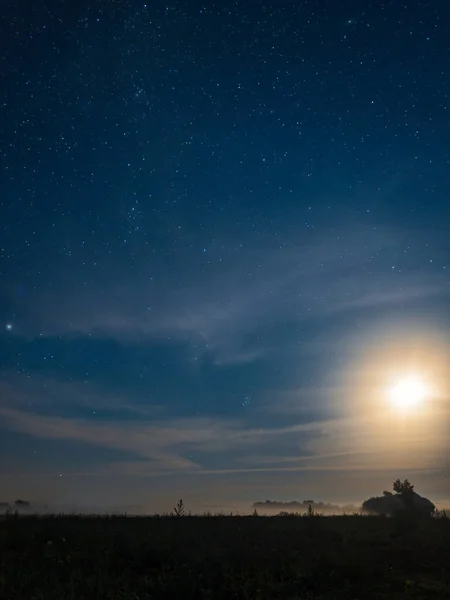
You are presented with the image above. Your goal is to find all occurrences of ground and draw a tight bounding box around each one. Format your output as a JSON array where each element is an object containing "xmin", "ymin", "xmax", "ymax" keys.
[{"xmin": 1, "ymin": 514, "xmax": 450, "ymax": 599}]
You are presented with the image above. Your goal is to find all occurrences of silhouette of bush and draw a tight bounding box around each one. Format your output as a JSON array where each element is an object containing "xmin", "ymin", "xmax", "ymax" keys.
[{"xmin": 362, "ymin": 479, "xmax": 435, "ymax": 517}]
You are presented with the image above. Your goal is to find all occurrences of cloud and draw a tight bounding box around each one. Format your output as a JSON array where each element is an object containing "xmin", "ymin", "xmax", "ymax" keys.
[
  {"xmin": 0, "ymin": 376, "xmax": 166, "ymax": 419},
  {"xmin": 328, "ymin": 281, "xmax": 447, "ymax": 313},
  {"xmin": 17, "ymin": 223, "xmax": 449, "ymax": 367},
  {"xmin": 0, "ymin": 374, "xmax": 347, "ymax": 475},
  {"xmin": 0, "ymin": 404, "xmax": 210, "ymax": 472},
  {"xmin": 2, "ymin": 384, "xmax": 448, "ymax": 478}
]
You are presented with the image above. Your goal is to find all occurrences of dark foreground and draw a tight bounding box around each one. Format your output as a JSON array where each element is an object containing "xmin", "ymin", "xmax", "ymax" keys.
[{"xmin": 1, "ymin": 514, "xmax": 450, "ymax": 599}]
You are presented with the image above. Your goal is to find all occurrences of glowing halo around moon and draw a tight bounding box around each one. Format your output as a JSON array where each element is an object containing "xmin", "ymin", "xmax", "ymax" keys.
[{"xmin": 388, "ymin": 375, "xmax": 430, "ymax": 411}]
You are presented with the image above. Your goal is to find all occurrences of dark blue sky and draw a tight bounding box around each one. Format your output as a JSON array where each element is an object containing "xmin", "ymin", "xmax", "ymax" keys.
[{"xmin": 1, "ymin": 0, "xmax": 449, "ymax": 513}]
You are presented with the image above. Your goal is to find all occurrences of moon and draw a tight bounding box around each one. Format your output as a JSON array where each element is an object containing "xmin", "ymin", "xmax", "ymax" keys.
[{"xmin": 388, "ymin": 376, "xmax": 429, "ymax": 411}]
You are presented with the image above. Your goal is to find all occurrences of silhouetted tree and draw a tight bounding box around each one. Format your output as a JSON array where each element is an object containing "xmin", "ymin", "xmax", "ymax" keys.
[{"xmin": 393, "ymin": 478, "xmax": 414, "ymax": 496}]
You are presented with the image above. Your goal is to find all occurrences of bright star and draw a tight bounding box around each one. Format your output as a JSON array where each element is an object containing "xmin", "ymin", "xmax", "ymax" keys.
[{"xmin": 5, "ymin": 323, "xmax": 13, "ymax": 331}]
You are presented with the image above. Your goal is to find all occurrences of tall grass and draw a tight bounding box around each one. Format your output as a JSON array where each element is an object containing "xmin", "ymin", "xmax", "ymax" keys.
[{"xmin": 1, "ymin": 511, "xmax": 450, "ymax": 599}]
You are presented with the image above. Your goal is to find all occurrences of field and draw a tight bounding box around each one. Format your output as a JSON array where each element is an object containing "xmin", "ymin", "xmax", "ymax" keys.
[{"xmin": 1, "ymin": 513, "xmax": 450, "ymax": 599}]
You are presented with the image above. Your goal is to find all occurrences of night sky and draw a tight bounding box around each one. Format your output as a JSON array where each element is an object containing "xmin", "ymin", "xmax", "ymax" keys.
[{"xmin": 1, "ymin": 0, "xmax": 449, "ymax": 513}]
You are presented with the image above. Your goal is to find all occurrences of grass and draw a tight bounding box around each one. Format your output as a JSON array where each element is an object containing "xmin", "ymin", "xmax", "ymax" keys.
[{"xmin": 1, "ymin": 512, "xmax": 450, "ymax": 599}]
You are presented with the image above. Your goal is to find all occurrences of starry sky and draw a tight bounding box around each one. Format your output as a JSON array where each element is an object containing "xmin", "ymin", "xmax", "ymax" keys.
[{"xmin": 1, "ymin": 0, "xmax": 449, "ymax": 513}]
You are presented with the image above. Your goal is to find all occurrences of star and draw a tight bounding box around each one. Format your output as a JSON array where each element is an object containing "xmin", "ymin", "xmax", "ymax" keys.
[{"xmin": 5, "ymin": 323, "xmax": 13, "ymax": 331}]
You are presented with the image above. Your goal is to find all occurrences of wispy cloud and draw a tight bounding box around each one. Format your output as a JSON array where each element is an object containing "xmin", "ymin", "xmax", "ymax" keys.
[
  {"xmin": 2, "ymin": 386, "xmax": 448, "ymax": 477},
  {"xmin": 19, "ymin": 223, "xmax": 449, "ymax": 366},
  {"xmin": 0, "ymin": 376, "xmax": 166, "ymax": 419}
]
